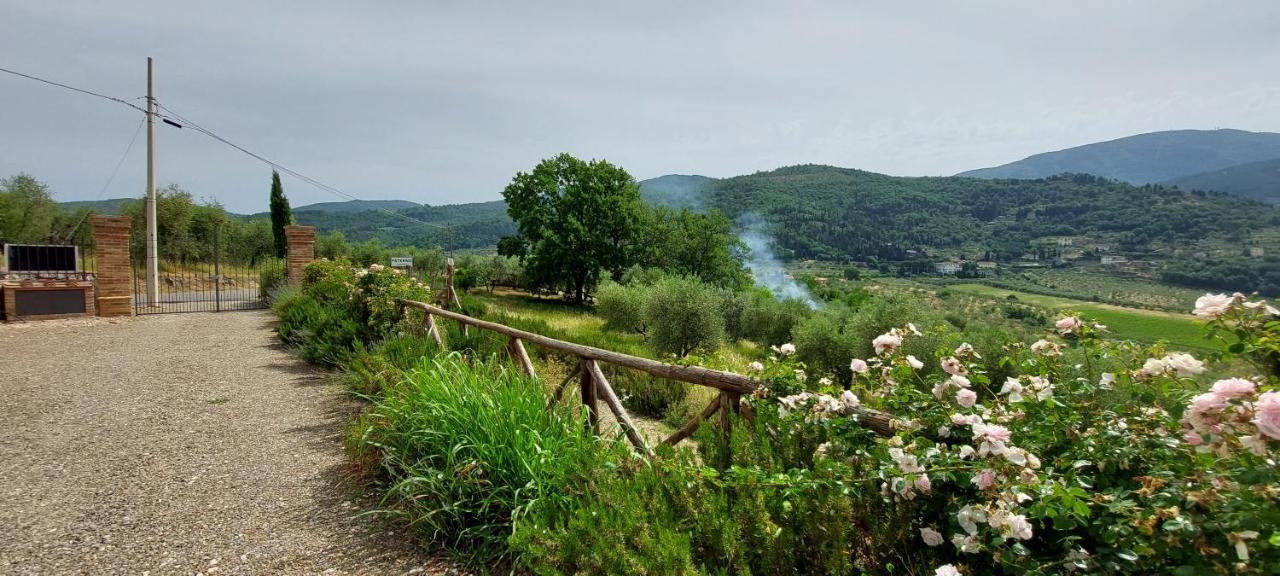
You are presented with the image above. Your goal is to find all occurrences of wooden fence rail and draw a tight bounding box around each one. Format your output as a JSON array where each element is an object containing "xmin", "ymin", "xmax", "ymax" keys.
[{"xmin": 396, "ymin": 297, "xmax": 897, "ymax": 453}]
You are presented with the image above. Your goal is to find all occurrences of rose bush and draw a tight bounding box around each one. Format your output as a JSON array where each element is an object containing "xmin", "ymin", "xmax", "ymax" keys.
[{"xmin": 729, "ymin": 293, "xmax": 1280, "ymax": 574}]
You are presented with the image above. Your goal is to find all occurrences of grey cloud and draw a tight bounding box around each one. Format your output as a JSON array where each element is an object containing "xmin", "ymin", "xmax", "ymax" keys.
[{"xmin": 2, "ymin": 0, "xmax": 1278, "ymax": 213}]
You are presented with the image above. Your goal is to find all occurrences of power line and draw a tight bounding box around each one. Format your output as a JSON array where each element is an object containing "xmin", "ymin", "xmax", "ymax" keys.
[
  {"xmin": 152, "ymin": 100, "xmax": 478, "ymax": 250},
  {"xmin": 0, "ymin": 66, "xmax": 148, "ymax": 114},
  {"xmin": 1, "ymin": 64, "xmax": 482, "ymax": 251},
  {"xmin": 60, "ymin": 115, "xmax": 147, "ymax": 243}
]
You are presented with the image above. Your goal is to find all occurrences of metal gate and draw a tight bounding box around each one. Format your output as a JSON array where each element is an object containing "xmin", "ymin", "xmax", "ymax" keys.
[{"xmin": 133, "ymin": 229, "xmax": 285, "ymax": 315}]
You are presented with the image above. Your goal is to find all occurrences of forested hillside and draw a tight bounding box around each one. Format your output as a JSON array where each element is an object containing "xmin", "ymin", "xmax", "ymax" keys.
[
  {"xmin": 702, "ymin": 165, "xmax": 1279, "ymax": 262},
  {"xmin": 1164, "ymin": 157, "xmax": 1280, "ymax": 204}
]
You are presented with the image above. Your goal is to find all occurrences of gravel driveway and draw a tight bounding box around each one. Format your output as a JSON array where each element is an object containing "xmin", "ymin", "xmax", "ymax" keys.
[{"xmin": 0, "ymin": 311, "xmax": 451, "ymax": 575}]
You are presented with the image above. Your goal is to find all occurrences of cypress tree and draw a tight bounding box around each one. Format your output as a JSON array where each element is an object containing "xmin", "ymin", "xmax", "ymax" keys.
[{"xmin": 268, "ymin": 171, "xmax": 292, "ymax": 258}]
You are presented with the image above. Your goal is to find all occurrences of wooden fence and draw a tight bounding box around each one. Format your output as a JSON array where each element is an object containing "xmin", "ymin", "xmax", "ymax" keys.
[{"xmin": 393, "ymin": 260, "xmax": 894, "ymax": 455}]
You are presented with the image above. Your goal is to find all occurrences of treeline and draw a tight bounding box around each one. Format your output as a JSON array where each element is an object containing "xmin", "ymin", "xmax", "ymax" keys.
[{"xmin": 1162, "ymin": 256, "xmax": 1280, "ymax": 295}]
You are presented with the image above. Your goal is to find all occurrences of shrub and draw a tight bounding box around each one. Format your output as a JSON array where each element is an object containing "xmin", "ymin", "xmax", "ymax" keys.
[
  {"xmin": 595, "ymin": 280, "xmax": 649, "ymax": 334},
  {"xmin": 643, "ymin": 276, "xmax": 725, "ymax": 357},
  {"xmin": 728, "ymin": 288, "xmax": 812, "ymax": 345},
  {"xmin": 257, "ymin": 259, "xmax": 286, "ymax": 301},
  {"xmin": 359, "ymin": 355, "xmax": 617, "ymax": 564}
]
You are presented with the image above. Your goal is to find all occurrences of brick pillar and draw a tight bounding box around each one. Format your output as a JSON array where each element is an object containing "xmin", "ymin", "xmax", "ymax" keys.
[
  {"xmin": 284, "ymin": 225, "xmax": 316, "ymax": 283},
  {"xmin": 91, "ymin": 215, "xmax": 134, "ymax": 317}
]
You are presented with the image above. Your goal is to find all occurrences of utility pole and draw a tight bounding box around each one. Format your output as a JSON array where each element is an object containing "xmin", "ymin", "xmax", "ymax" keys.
[{"xmin": 144, "ymin": 57, "xmax": 159, "ymax": 305}]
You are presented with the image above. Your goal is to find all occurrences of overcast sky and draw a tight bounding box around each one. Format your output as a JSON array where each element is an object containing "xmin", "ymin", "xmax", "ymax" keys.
[{"xmin": 2, "ymin": 1, "xmax": 1279, "ymax": 213}]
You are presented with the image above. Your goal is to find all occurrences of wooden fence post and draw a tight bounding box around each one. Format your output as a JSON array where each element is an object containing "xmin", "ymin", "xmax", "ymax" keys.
[
  {"xmin": 586, "ymin": 359, "xmax": 652, "ymax": 455},
  {"xmin": 580, "ymin": 358, "xmax": 599, "ymax": 434},
  {"xmin": 508, "ymin": 336, "xmax": 537, "ymax": 379}
]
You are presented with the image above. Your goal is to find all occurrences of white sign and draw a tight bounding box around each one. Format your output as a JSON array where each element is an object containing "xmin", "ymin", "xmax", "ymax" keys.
[{"xmin": 390, "ymin": 257, "xmax": 413, "ymax": 268}]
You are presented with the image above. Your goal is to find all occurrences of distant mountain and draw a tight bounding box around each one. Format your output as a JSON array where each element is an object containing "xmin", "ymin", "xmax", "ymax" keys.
[
  {"xmin": 1163, "ymin": 157, "xmax": 1280, "ymax": 204},
  {"xmin": 57, "ymin": 197, "xmax": 134, "ymax": 215},
  {"xmin": 292, "ymin": 199, "xmax": 421, "ymax": 213},
  {"xmin": 638, "ymin": 174, "xmax": 715, "ymax": 209},
  {"xmin": 958, "ymin": 129, "xmax": 1280, "ymax": 184}
]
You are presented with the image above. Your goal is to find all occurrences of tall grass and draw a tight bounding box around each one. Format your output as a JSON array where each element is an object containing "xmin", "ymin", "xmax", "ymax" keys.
[{"xmin": 358, "ymin": 354, "xmax": 620, "ymax": 564}]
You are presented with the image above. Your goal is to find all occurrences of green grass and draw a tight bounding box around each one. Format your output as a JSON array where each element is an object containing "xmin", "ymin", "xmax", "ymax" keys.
[
  {"xmin": 944, "ymin": 283, "xmax": 1215, "ymax": 352},
  {"xmin": 360, "ymin": 354, "xmax": 618, "ymax": 564}
]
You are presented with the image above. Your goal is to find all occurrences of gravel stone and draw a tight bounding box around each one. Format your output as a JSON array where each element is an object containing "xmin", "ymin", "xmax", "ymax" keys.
[{"xmin": 0, "ymin": 311, "xmax": 453, "ymax": 575}]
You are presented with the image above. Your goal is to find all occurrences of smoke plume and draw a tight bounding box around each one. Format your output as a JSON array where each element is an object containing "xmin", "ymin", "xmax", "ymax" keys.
[{"xmin": 737, "ymin": 214, "xmax": 818, "ymax": 308}]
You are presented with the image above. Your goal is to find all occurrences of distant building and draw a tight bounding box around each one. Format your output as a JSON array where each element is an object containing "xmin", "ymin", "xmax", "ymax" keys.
[
  {"xmin": 1056, "ymin": 238, "xmax": 1074, "ymax": 247},
  {"xmin": 934, "ymin": 261, "xmax": 962, "ymax": 275},
  {"xmin": 1100, "ymin": 255, "xmax": 1128, "ymax": 265},
  {"xmin": 1250, "ymin": 247, "xmax": 1265, "ymax": 257}
]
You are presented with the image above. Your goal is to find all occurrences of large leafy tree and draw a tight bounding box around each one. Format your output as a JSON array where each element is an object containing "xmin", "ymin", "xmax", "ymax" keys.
[
  {"xmin": 269, "ymin": 171, "xmax": 293, "ymax": 258},
  {"xmin": 0, "ymin": 174, "xmax": 60, "ymax": 244},
  {"xmin": 501, "ymin": 153, "xmax": 641, "ymax": 303},
  {"xmin": 633, "ymin": 205, "xmax": 749, "ymax": 288}
]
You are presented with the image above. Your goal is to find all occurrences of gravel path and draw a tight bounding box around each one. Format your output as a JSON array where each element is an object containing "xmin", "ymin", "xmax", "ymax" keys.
[{"xmin": 0, "ymin": 312, "xmax": 452, "ymax": 575}]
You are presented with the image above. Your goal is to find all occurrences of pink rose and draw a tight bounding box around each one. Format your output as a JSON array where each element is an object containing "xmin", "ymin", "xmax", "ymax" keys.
[
  {"xmin": 1210, "ymin": 378, "xmax": 1256, "ymax": 399},
  {"xmin": 914, "ymin": 474, "xmax": 932, "ymax": 493},
  {"xmin": 1193, "ymin": 293, "xmax": 1235, "ymax": 318},
  {"xmin": 1187, "ymin": 392, "xmax": 1228, "ymax": 416},
  {"xmin": 941, "ymin": 356, "xmax": 966, "ymax": 376},
  {"xmin": 1183, "ymin": 429, "xmax": 1205, "ymax": 446},
  {"xmin": 976, "ymin": 423, "xmax": 1011, "ymax": 443},
  {"xmin": 972, "ymin": 468, "xmax": 996, "ymax": 489},
  {"xmin": 841, "ymin": 390, "xmax": 861, "ymax": 410},
  {"xmin": 906, "ymin": 355, "xmax": 924, "ymax": 370},
  {"xmin": 1055, "ymin": 316, "xmax": 1082, "ymax": 334},
  {"xmin": 873, "ymin": 331, "xmax": 902, "ymax": 355},
  {"xmin": 1253, "ymin": 391, "xmax": 1280, "ymax": 440},
  {"xmin": 920, "ymin": 527, "xmax": 944, "ymax": 547},
  {"xmin": 849, "ymin": 358, "xmax": 869, "ymax": 373},
  {"xmin": 956, "ymin": 388, "xmax": 977, "ymax": 408}
]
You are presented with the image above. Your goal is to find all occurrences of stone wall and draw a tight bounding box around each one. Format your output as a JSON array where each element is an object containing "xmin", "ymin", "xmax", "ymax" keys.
[{"xmin": 91, "ymin": 215, "xmax": 133, "ymax": 317}]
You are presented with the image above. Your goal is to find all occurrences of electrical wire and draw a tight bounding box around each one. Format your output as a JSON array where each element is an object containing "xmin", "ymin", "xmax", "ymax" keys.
[
  {"xmin": 0, "ymin": 66, "xmax": 148, "ymax": 114},
  {"xmin": 59, "ymin": 115, "xmax": 146, "ymax": 243},
  {"xmin": 153, "ymin": 101, "xmax": 472, "ymax": 251},
  {"xmin": 1, "ymin": 64, "xmax": 478, "ymax": 251}
]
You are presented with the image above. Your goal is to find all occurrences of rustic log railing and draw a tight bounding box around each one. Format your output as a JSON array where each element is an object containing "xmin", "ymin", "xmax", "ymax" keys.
[
  {"xmin": 395, "ymin": 296, "xmax": 896, "ymax": 454},
  {"xmin": 390, "ymin": 258, "xmax": 894, "ymax": 454}
]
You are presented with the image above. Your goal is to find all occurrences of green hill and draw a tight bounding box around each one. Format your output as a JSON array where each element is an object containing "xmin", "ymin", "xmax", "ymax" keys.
[
  {"xmin": 699, "ymin": 165, "xmax": 1279, "ymax": 262},
  {"xmin": 292, "ymin": 199, "xmax": 422, "ymax": 213},
  {"xmin": 287, "ymin": 200, "xmax": 514, "ymax": 249},
  {"xmin": 56, "ymin": 197, "xmax": 134, "ymax": 215},
  {"xmin": 958, "ymin": 129, "xmax": 1280, "ymax": 184},
  {"xmin": 1163, "ymin": 157, "xmax": 1280, "ymax": 204},
  {"xmin": 638, "ymin": 174, "xmax": 716, "ymax": 209}
]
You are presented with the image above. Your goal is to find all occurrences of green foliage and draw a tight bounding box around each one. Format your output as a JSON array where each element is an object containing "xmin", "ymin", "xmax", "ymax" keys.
[
  {"xmin": 257, "ymin": 259, "xmax": 287, "ymax": 300},
  {"xmin": 729, "ymin": 288, "xmax": 812, "ymax": 345},
  {"xmin": 359, "ymin": 355, "xmax": 616, "ymax": 564},
  {"xmin": 595, "ymin": 280, "xmax": 649, "ymax": 334},
  {"xmin": 632, "ymin": 205, "xmax": 750, "ymax": 288},
  {"xmin": 502, "ymin": 153, "xmax": 643, "ymax": 303},
  {"xmin": 1163, "ymin": 255, "xmax": 1280, "ymax": 295},
  {"xmin": 643, "ymin": 276, "xmax": 726, "ymax": 357},
  {"xmin": 269, "ymin": 171, "xmax": 293, "ymax": 258},
  {"xmin": 272, "ymin": 258, "xmax": 431, "ymax": 366},
  {"xmin": 0, "ymin": 173, "xmax": 85, "ymax": 245},
  {"xmin": 315, "ymin": 230, "xmax": 350, "ymax": 259}
]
